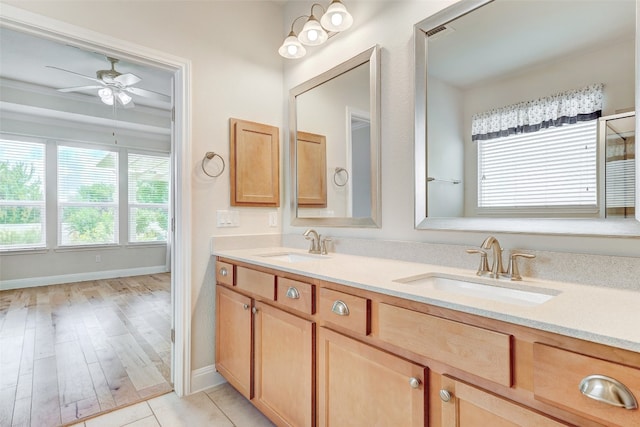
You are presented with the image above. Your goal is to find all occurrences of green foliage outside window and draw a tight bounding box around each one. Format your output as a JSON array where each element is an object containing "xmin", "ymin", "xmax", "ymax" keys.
[
  {"xmin": 0, "ymin": 161, "xmax": 44, "ymax": 245},
  {"xmin": 134, "ymin": 180, "xmax": 168, "ymax": 241},
  {"xmin": 63, "ymin": 183, "xmax": 115, "ymax": 244}
]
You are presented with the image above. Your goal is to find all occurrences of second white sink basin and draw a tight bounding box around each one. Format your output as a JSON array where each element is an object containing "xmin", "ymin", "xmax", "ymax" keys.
[
  {"xmin": 394, "ymin": 273, "xmax": 559, "ymax": 307},
  {"xmin": 258, "ymin": 252, "xmax": 329, "ymax": 263}
]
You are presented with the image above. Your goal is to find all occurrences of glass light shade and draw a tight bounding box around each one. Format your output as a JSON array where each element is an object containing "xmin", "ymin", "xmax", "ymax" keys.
[
  {"xmin": 117, "ymin": 91, "xmax": 132, "ymax": 105},
  {"xmin": 298, "ymin": 16, "xmax": 328, "ymax": 46},
  {"xmin": 98, "ymin": 87, "xmax": 113, "ymax": 98},
  {"xmin": 320, "ymin": 1, "xmax": 353, "ymax": 32},
  {"xmin": 100, "ymin": 95, "xmax": 114, "ymax": 105},
  {"xmin": 279, "ymin": 32, "xmax": 306, "ymax": 59}
]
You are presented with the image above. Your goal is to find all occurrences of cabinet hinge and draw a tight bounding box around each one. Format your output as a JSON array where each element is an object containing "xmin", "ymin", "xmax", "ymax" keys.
[
  {"xmin": 171, "ymin": 328, "xmax": 175, "ymax": 343},
  {"xmin": 171, "ymin": 217, "xmax": 175, "ymax": 232},
  {"xmin": 171, "ymin": 107, "xmax": 175, "ymax": 122}
]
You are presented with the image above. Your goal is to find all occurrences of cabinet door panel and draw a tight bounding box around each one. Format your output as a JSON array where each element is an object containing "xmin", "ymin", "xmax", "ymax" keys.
[
  {"xmin": 318, "ymin": 327, "xmax": 426, "ymax": 427},
  {"xmin": 215, "ymin": 285, "xmax": 252, "ymax": 399},
  {"xmin": 440, "ymin": 376, "xmax": 570, "ymax": 427},
  {"xmin": 254, "ymin": 302, "xmax": 314, "ymax": 427}
]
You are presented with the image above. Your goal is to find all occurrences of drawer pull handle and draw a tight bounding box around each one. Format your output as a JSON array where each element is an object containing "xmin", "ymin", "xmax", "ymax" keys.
[
  {"xmin": 252, "ymin": 307, "xmax": 259, "ymax": 314},
  {"xmin": 219, "ymin": 267, "xmax": 228, "ymax": 277},
  {"xmin": 579, "ymin": 375, "xmax": 638, "ymax": 409},
  {"xmin": 242, "ymin": 304, "xmax": 249, "ymax": 310},
  {"xmin": 286, "ymin": 287, "xmax": 300, "ymax": 299},
  {"xmin": 331, "ymin": 300, "xmax": 350, "ymax": 316},
  {"xmin": 409, "ymin": 377, "xmax": 421, "ymax": 389},
  {"xmin": 439, "ymin": 389, "xmax": 452, "ymax": 402}
]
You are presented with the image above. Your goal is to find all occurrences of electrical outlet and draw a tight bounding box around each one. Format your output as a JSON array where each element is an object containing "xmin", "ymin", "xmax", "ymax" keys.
[{"xmin": 95, "ymin": 255, "xmax": 101, "ymax": 262}]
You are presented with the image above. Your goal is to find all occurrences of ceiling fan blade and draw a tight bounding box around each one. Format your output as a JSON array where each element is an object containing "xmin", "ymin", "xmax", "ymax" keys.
[
  {"xmin": 46, "ymin": 65, "xmax": 102, "ymax": 83},
  {"xmin": 125, "ymin": 86, "xmax": 171, "ymax": 102},
  {"xmin": 120, "ymin": 99, "xmax": 135, "ymax": 109},
  {"xmin": 115, "ymin": 73, "xmax": 142, "ymax": 86},
  {"xmin": 57, "ymin": 85, "xmax": 103, "ymax": 93}
]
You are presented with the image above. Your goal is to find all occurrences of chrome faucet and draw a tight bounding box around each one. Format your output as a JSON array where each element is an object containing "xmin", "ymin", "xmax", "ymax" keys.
[
  {"xmin": 303, "ymin": 229, "xmax": 321, "ymax": 254},
  {"xmin": 481, "ymin": 235, "xmax": 504, "ymax": 278}
]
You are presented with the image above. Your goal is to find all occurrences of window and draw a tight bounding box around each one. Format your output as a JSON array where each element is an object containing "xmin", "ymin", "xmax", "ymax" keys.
[
  {"xmin": 58, "ymin": 145, "xmax": 118, "ymax": 246},
  {"xmin": 128, "ymin": 153, "xmax": 169, "ymax": 243},
  {"xmin": 0, "ymin": 139, "xmax": 46, "ymax": 250},
  {"xmin": 478, "ymin": 120, "xmax": 598, "ymax": 211}
]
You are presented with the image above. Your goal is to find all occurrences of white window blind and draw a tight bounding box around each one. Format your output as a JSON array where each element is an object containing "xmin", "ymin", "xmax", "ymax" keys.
[
  {"xmin": 606, "ymin": 159, "xmax": 635, "ymax": 208},
  {"xmin": 58, "ymin": 145, "xmax": 118, "ymax": 246},
  {"xmin": 0, "ymin": 139, "xmax": 46, "ymax": 250},
  {"xmin": 478, "ymin": 120, "xmax": 597, "ymax": 210},
  {"xmin": 128, "ymin": 153, "xmax": 169, "ymax": 243}
]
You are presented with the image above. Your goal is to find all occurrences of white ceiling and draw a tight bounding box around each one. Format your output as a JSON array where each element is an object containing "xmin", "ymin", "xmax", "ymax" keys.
[
  {"xmin": 0, "ymin": 27, "xmax": 174, "ymax": 109},
  {"xmin": 427, "ymin": 0, "xmax": 636, "ymax": 89}
]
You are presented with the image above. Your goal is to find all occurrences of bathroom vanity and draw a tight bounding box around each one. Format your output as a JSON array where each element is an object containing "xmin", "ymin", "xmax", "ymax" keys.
[{"xmin": 214, "ymin": 247, "xmax": 640, "ymax": 427}]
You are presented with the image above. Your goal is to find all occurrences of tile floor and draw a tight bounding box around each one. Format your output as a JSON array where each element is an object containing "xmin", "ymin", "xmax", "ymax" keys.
[{"xmin": 67, "ymin": 383, "xmax": 274, "ymax": 427}]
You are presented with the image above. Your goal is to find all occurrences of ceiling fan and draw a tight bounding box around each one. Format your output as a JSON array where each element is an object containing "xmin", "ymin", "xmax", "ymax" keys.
[{"xmin": 47, "ymin": 57, "xmax": 170, "ymax": 108}]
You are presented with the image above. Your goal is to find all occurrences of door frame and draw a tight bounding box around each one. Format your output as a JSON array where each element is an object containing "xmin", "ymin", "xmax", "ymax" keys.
[{"xmin": 0, "ymin": 4, "xmax": 193, "ymax": 396}]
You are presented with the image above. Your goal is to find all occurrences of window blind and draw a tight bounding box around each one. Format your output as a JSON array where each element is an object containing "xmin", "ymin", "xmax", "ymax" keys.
[
  {"xmin": 478, "ymin": 120, "xmax": 597, "ymax": 209},
  {"xmin": 0, "ymin": 139, "xmax": 46, "ymax": 249},
  {"xmin": 128, "ymin": 153, "xmax": 169, "ymax": 243},
  {"xmin": 606, "ymin": 158, "xmax": 635, "ymax": 208},
  {"xmin": 58, "ymin": 145, "xmax": 118, "ymax": 246}
]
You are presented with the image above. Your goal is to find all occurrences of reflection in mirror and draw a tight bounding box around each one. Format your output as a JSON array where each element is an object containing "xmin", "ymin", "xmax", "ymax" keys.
[
  {"xmin": 290, "ymin": 46, "xmax": 380, "ymax": 227},
  {"xmin": 414, "ymin": 0, "xmax": 640, "ymax": 236}
]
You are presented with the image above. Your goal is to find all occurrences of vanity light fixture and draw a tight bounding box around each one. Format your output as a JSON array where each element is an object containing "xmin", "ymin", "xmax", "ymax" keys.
[{"xmin": 279, "ymin": 0, "xmax": 353, "ymax": 59}]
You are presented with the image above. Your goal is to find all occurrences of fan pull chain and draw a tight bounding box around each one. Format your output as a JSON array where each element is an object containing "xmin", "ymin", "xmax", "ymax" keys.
[{"xmin": 112, "ymin": 102, "xmax": 118, "ymax": 144}]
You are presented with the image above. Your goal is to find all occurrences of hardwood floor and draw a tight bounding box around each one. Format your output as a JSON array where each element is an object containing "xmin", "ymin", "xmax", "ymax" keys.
[{"xmin": 0, "ymin": 273, "xmax": 173, "ymax": 427}]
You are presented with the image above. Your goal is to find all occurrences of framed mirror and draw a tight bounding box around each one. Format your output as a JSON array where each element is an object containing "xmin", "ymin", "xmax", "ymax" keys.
[
  {"xmin": 414, "ymin": 0, "xmax": 640, "ymax": 236},
  {"xmin": 290, "ymin": 45, "xmax": 381, "ymax": 227}
]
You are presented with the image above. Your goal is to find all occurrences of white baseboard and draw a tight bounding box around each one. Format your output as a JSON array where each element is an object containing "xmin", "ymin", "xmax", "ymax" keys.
[
  {"xmin": 190, "ymin": 364, "xmax": 226, "ymax": 394},
  {"xmin": 0, "ymin": 265, "xmax": 169, "ymax": 290}
]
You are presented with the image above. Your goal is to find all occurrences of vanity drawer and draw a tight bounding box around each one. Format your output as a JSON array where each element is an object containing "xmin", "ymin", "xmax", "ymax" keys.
[
  {"xmin": 533, "ymin": 343, "xmax": 640, "ymax": 427},
  {"xmin": 375, "ymin": 303, "xmax": 512, "ymax": 387},
  {"xmin": 277, "ymin": 277, "xmax": 315, "ymax": 315},
  {"xmin": 216, "ymin": 261, "xmax": 234, "ymax": 286},
  {"xmin": 236, "ymin": 267, "xmax": 276, "ymax": 300},
  {"xmin": 319, "ymin": 288, "xmax": 370, "ymax": 335}
]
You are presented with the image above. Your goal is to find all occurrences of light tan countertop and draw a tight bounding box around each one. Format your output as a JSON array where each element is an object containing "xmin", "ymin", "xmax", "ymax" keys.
[{"xmin": 214, "ymin": 246, "xmax": 640, "ymax": 353}]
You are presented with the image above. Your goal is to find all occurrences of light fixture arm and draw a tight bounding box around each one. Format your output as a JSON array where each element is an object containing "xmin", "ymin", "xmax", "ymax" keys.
[
  {"xmin": 289, "ymin": 15, "xmax": 309, "ymax": 34},
  {"xmin": 309, "ymin": 3, "xmax": 326, "ymax": 18}
]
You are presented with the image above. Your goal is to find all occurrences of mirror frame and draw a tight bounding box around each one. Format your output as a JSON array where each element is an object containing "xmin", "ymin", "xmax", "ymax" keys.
[
  {"xmin": 290, "ymin": 45, "xmax": 381, "ymax": 227},
  {"xmin": 414, "ymin": 0, "xmax": 640, "ymax": 237}
]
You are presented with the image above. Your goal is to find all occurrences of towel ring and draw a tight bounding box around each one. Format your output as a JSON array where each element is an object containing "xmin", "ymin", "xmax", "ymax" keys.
[
  {"xmin": 333, "ymin": 167, "xmax": 349, "ymax": 187},
  {"xmin": 201, "ymin": 152, "xmax": 225, "ymax": 178}
]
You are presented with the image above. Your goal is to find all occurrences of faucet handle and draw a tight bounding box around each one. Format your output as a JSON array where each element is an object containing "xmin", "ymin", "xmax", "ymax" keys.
[
  {"xmin": 466, "ymin": 249, "xmax": 490, "ymax": 276},
  {"xmin": 507, "ymin": 253, "xmax": 536, "ymax": 281},
  {"xmin": 320, "ymin": 237, "xmax": 332, "ymax": 255}
]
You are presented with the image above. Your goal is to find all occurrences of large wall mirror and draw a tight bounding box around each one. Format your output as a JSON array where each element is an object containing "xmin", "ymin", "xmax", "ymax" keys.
[
  {"xmin": 290, "ymin": 45, "xmax": 381, "ymax": 227},
  {"xmin": 414, "ymin": 0, "xmax": 640, "ymax": 236}
]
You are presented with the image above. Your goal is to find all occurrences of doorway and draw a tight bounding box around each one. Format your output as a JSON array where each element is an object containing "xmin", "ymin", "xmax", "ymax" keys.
[{"xmin": 0, "ymin": 4, "xmax": 191, "ymax": 425}]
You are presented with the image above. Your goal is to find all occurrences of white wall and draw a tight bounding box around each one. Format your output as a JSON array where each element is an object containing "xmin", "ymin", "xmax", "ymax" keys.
[
  {"xmin": 282, "ymin": 0, "xmax": 640, "ymax": 258},
  {"xmin": 1, "ymin": 0, "xmax": 285, "ymax": 372}
]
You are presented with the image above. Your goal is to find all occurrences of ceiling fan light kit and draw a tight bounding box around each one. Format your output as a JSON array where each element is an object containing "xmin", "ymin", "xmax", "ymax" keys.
[
  {"xmin": 47, "ymin": 56, "xmax": 170, "ymax": 108},
  {"xmin": 279, "ymin": 0, "xmax": 353, "ymax": 59}
]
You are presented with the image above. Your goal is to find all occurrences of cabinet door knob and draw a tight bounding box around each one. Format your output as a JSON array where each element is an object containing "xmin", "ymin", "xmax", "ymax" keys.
[
  {"xmin": 439, "ymin": 389, "xmax": 452, "ymax": 402},
  {"xmin": 579, "ymin": 375, "xmax": 638, "ymax": 409},
  {"xmin": 409, "ymin": 377, "xmax": 421, "ymax": 389},
  {"xmin": 219, "ymin": 267, "xmax": 228, "ymax": 277},
  {"xmin": 286, "ymin": 287, "xmax": 300, "ymax": 299},
  {"xmin": 331, "ymin": 300, "xmax": 350, "ymax": 316},
  {"xmin": 242, "ymin": 304, "xmax": 249, "ymax": 310},
  {"xmin": 252, "ymin": 307, "xmax": 258, "ymax": 314}
]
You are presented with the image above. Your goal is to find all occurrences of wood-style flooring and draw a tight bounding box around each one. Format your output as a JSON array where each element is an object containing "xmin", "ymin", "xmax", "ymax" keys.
[{"xmin": 0, "ymin": 273, "xmax": 173, "ymax": 427}]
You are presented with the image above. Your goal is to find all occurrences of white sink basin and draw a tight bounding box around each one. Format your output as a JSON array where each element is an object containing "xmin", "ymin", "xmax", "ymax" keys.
[
  {"xmin": 394, "ymin": 273, "xmax": 559, "ymax": 307},
  {"xmin": 258, "ymin": 252, "xmax": 329, "ymax": 263}
]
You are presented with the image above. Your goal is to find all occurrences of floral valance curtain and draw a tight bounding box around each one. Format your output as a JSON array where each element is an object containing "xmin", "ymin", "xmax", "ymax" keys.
[{"xmin": 471, "ymin": 83, "xmax": 604, "ymax": 142}]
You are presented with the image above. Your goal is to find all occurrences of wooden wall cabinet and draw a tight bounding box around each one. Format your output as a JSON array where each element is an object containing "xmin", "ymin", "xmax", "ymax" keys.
[
  {"xmin": 297, "ymin": 131, "xmax": 327, "ymax": 207},
  {"xmin": 230, "ymin": 118, "xmax": 280, "ymax": 207}
]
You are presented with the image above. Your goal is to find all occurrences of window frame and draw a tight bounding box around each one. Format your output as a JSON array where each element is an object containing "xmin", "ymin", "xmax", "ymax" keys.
[{"xmin": 0, "ymin": 137, "xmax": 47, "ymax": 251}]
